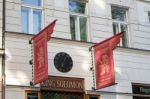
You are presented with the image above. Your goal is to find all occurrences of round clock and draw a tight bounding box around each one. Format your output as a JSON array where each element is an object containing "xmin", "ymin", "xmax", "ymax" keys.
[{"xmin": 54, "ymin": 52, "xmax": 73, "ymax": 73}]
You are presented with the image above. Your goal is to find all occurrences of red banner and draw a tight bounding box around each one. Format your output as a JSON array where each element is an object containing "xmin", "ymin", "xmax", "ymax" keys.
[
  {"xmin": 33, "ymin": 31, "xmax": 48, "ymax": 84},
  {"xmin": 32, "ymin": 20, "xmax": 57, "ymax": 84},
  {"xmin": 93, "ymin": 32, "xmax": 123, "ymax": 89}
]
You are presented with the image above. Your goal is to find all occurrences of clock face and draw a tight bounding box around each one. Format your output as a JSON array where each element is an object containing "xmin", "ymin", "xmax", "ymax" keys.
[{"xmin": 54, "ymin": 52, "xmax": 73, "ymax": 73}]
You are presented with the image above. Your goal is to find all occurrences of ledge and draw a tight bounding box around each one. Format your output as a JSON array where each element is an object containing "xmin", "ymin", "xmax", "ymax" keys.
[{"xmin": 5, "ymin": 31, "xmax": 150, "ymax": 54}]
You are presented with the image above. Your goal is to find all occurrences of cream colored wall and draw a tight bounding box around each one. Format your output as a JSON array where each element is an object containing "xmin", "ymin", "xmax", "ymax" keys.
[
  {"xmin": 44, "ymin": 0, "xmax": 71, "ymax": 39},
  {"xmin": 5, "ymin": 87, "xmax": 26, "ymax": 99},
  {"xmin": 133, "ymin": 0, "xmax": 150, "ymax": 50},
  {"xmin": 5, "ymin": 34, "xmax": 32, "ymax": 86},
  {"xmin": 5, "ymin": 0, "xmax": 21, "ymax": 32}
]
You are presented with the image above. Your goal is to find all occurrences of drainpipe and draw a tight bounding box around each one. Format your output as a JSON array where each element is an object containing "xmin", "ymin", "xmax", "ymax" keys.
[{"xmin": 2, "ymin": 0, "xmax": 6, "ymax": 99}]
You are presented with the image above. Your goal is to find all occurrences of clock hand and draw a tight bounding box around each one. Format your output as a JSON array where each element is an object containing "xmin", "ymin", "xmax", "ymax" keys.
[{"xmin": 61, "ymin": 56, "xmax": 67, "ymax": 67}]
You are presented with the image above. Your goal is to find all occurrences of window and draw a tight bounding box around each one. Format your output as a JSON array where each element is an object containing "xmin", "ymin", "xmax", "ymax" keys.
[
  {"xmin": 21, "ymin": 0, "xmax": 42, "ymax": 34},
  {"xmin": 111, "ymin": 6, "xmax": 128, "ymax": 47},
  {"xmin": 69, "ymin": 0, "xmax": 88, "ymax": 42},
  {"xmin": 85, "ymin": 94, "xmax": 100, "ymax": 99},
  {"xmin": 148, "ymin": 12, "xmax": 150, "ymax": 23},
  {"xmin": 25, "ymin": 90, "xmax": 40, "ymax": 99}
]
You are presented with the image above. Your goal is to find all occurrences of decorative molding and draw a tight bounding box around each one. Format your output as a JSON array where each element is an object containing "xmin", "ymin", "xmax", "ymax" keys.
[{"xmin": 5, "ymin": 31, "xmax": 150, "ymax": 54}]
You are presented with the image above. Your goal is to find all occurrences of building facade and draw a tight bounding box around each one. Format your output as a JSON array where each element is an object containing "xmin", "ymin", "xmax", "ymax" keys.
[{"xmin": 0, "ymin": 0, "xmax": 150, "ymax": 99}]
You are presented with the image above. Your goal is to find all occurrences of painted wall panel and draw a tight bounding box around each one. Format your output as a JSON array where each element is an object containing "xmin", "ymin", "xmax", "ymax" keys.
[
  {"xmin": 90, "ymin": 0, "xmax": 108, "ymax": 18},
  {"xmin": 6, "ymin": 88, "xmax": 24, "ymax": 99}
]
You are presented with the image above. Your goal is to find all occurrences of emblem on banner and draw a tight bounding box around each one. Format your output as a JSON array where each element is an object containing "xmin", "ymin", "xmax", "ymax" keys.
[
  {"xmin": 99, "ymin": 54, "xmax": 110, "ymax": 75},
  {"xmin": 37, "ymin": 46, "xmax": 45, "ymax": 68}
]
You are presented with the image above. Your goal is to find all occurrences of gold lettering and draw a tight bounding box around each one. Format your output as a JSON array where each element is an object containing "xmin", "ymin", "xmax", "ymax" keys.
[
  {"xmin": 56, "ymin": 80, "xmax": 61, "ymax": 87},
  {"xmin": 41, "ymin": 77, "xmax": 84, "ymax": 91},
  {"xmin": 48, "ymin": 80, "xmax": 55, "ymax": 87},
  {"xmin": 77, "ymin": 82, "xmax": 83, "ymax": 89},
  {"xmin": 66, "ymin": 81, "xmax": 69, "ymax": 88},
  {"xmin": 69, "ymin": 81, "xmax": 73, "ymax": 88}
]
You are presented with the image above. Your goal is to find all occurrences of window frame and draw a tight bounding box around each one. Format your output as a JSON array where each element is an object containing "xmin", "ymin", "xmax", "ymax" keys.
[
  {"xmin": 21, "ymin": 0, "xmax": 43, "ymax": 34},
  {"xmin": 85, "ymin": 94, "xmax": 101, "ymax": 99},
  {"xmin": 25, "ymin": 90, "xmax": 41, "ymax": 99},
  {"xmin": 69, "ymin": 0, "xmax": 90, "ymax": 42},
  {"xmin": 111, "ymin": 6, "xmax": 129, "ymax": 47}
]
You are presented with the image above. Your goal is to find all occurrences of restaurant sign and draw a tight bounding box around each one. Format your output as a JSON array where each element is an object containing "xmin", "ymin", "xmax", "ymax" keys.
[
  {"xmin": 41, "ymin": 76, "xmax": 85, "ymax": 92},
  {"xmin": 132, "ymin": 83, "xmax": 150, "ymax": 95}
]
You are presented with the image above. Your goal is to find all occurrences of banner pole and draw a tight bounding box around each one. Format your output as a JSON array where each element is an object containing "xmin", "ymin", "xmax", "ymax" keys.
[
  {"xmin": 89, "ymin": 47, "xmax": 96, "ymax": 90},
  {"xmin": 2, "ymin": 0, "xmax": 6, "ymax": 99},
  {"xmin": 29, "ymin": 40, "xmax": 34, "ymax": 86}
]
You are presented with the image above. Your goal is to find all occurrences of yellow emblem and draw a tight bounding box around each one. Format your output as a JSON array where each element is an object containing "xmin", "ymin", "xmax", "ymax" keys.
[
  {"xmin": 100, "ymin": 54, "xmax": 110, "ymax": 75},
  {"xmin": 37, "ymin": 46, "xmax": 45, "ymax": 68}
]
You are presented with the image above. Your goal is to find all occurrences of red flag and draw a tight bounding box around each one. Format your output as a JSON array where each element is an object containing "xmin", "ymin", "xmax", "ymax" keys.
[
  {"xmin": 93, "ymin": 32, "xmax": 123, "ymax": 89},
  {"xmin": 32, "ymin": 20, "xmax": 57, "ymax": 84},
  {"xmin": 33, "ymin": 31, "xmax": 48, "ymax": 84}
]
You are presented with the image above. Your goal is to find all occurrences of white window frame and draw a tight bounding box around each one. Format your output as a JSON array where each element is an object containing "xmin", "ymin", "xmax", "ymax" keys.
[
  {"xmin": 21, "ymin": 0, "xmax": 43, "ymax": 34},
  {"xmin": 111, "ymin": 6, "xmax": 129, "ymax": 47},
  {"xmin": 69, "ymin": 0, "xmax": 90, "ymax": 42}
]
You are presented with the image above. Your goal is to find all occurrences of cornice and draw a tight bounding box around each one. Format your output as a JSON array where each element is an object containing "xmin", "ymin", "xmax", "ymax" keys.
[{"xmin": 5, "ymin": 31, "xmax": 150, "ymax": 55}]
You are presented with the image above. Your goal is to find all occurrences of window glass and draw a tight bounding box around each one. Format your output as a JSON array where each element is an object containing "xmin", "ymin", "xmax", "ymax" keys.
[
  {"xmin": 69, "ymin": 0, "xmax": 86, "ymax": 14},
  {"xmin": 111, "ymin": 6, "xmax": 128, "ymax": 47},
  {"xmin": 113, "ymin": 22, "xmax": 119, "ymax": 34},
  {"xmin": 79, "ymin": 17, "xmax": 87, "ymax": 41},
  {"xmin": 27, "ymin": 93, "xmax": 38, "ymax": 99},
  {"xmin": 111, "ymin": 6, "xmax": 127, "ymax": 21},
  {"xmin": 89, "ymin": 96, "xmax": 99, "ymax": 99},
  {"xmin": 22, "ymin": 0, "xmax": 41, "ymax": 6},
  {"xmin": 121, "ymin": 24, "xmax": 127, "ymax": 46},
  {"xmin": 70, "ymin": 16, "xmax": 76, "ymax": 40},
  {"xmin": 120, "ymin": 24, "xmax": 127, "ymax": 32},
  {"xmin": 33, "ymin": 10, "xmax": 42, "ymax": 34},
  {"xmin": 21, "ymin": 7, "xmax": 29, "ymax": 33}
]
